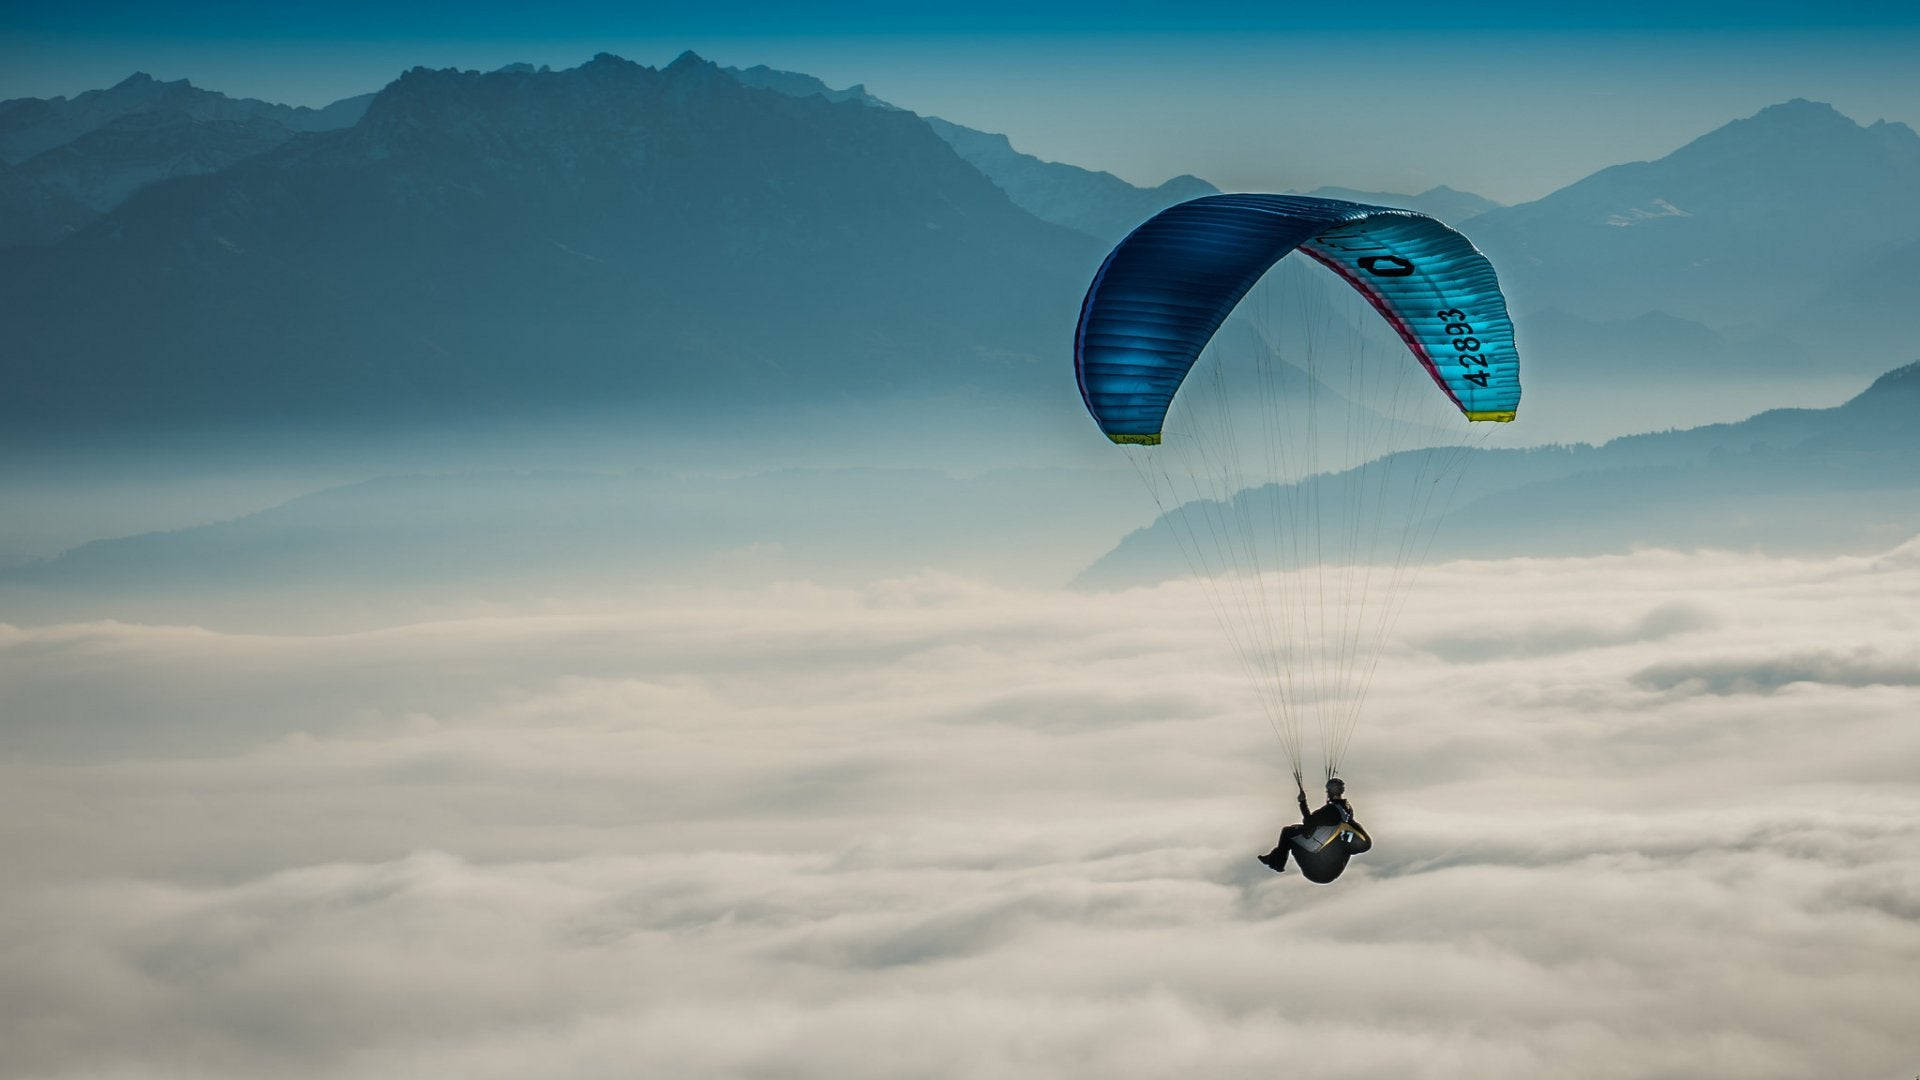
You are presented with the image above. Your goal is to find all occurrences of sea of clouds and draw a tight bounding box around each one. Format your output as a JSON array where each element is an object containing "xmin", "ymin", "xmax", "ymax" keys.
[{"xmin": 4, "ymin": 539, "xmax": 1918, "ymax": 1079}]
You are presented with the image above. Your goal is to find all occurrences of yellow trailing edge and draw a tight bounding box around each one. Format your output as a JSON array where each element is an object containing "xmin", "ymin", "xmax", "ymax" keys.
[
  {"xmin": 1108, "ymin": 433, "xmax": 1162, "ymax": 445},
  {"xmin": 1464, "ymin": 410, "xmax": 1517, "ymax": 422}
]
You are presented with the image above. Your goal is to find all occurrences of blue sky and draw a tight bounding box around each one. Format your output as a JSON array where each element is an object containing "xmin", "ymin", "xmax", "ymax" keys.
[{"xmin": 5, "ymin": 1, "xmax": 1917, "ymax": 202}]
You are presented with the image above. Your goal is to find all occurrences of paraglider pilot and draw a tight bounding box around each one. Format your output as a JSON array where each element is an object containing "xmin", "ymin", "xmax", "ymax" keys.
[{"xmin": 1259, "ymin": 776, "xmax": 1363, "ymax": 873}]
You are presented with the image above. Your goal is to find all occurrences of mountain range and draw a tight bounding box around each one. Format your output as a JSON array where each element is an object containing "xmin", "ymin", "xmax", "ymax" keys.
[
  {"xmin": 0, "ymin": 71, "xmax": 369, "ymax": 164},
  {"xmin": 1, "ymin": 54, "xmax": 1915, "ymax": 453},
  {"xmin": 0, "ymin": 72, "xmax": 371, "ymax": 245},
  {"xmin": 1463, "ymin": 98, "xmax": 1920, "ymax": 330},
  {"xmin": 0, "ymin": 53, "xmax": 1100, "ymax": 439},
  {"xmin": 722, "ymin": 61, "xmax": 1219, "ymax": 244}
]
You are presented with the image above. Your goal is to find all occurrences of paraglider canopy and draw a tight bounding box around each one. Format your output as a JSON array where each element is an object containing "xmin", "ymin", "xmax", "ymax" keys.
[{"xmin": 1075, "ymin": 193, "xmax": 1520, "ymax": 445}]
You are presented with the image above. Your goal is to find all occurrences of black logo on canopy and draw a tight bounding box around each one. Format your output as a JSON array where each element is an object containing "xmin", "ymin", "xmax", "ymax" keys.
[{"xmin": 1358, "ymin": 255, "xmax": 1414, "ymax": 278}]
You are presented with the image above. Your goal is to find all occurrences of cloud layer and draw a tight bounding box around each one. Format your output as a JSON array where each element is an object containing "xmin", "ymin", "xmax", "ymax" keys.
[{"xmin": 4, "ymin": 544, "xmax": 1919, "ymax": 1079}]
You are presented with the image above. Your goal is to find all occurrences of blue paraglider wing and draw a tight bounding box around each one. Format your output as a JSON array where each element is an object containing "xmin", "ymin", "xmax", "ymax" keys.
[{"xmin": 1074, "ymin": 194, "xmax": 1521, "ymax": 444}]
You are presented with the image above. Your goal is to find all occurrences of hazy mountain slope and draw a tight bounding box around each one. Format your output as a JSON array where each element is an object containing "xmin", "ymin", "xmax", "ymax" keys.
[
  {"xmin": 1081, "ymin": 360, "xmax": 1920, "ymax": 586},
  {"xmin": 0, "ymin": 72, "xmax": 370, "ymax": 164},
  {"xmin": 0, "ymin": 73, "xmax": 374, "ymax": 243},
  {"xmin": 722, "ymin": 64, "xmax": 897, "ymax": 109},
  {"xmin": 0, "ymin": 52, "xmax": 1101, "ymax": 437},
  {"xmin": 16, "ymin": 107, "xmax": 298, "ymax": 212},
  {"xmin": 286, "ymin": 92, "xmax": 378, "ymax": 132},
  {"xmin": 1298, "ymin": 185, "xmax": 1500, "ymax": 224},
  {"xmin": 1465, "ymin": 100, "xmax": 1920, "ymax": 329},
  {"xmin": 1788, "ymin": 232, "xmax": 1920, "ymax": 365},
  {"xmin": 1513, "ymin": 307, "xmax": 1812, "ymax": 392},
  {"xmin": 922, "ymin": 117, "xmax": 1217, "ymax": 243},
  {"xmin": 1438, "ymin": 368, "xmax": 1920, "ymax": 557},
  {"xmin": 723, "ymin": 61, "xmax": 1217, "ymax": 243},
  {"xmin": 0, "ymin": 464, "xmax": 1151, "ymax": 630},
  {"xmin": 0, "ymin": 158, "xmax": 92, "ymax": 246},
  {"xmin": 0, "ymin": 72, "xmax": 368, "ymax": 164}
]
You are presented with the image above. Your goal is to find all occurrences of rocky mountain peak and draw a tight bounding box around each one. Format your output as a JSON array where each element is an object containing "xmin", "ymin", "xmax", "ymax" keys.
[
  {"xmin": 582, "ymin": 51, "xmax": 640, "ymax": 72},
  {"xmin": 1672, "ymin": 97, "xmax": 1906, "ymax": 165},
  {"xmin": 1463, "ymin": 97, "xmax": 1920, "ymax": 325},
  {"xmin": 102, "ymin": 71, "xmax": 197, "ymax": 103},
  {"xmin": 1747, "ymin": 97, "xmax": 1849, "ymax": 127},
  {"xmin": 664, "ymin": 49, "xmax": 711, "ymax": 73}
]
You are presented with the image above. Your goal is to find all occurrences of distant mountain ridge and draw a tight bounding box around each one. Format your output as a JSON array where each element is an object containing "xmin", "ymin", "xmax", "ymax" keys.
[
  {"xmin": 17, "ymin": 106, "xmax": 295, "ymax": 212},
  {"xmin": 0, "ymin": 463, "xmax": 1151, "ymax": 629},
  {"xmin": 1081, "ymin": 360, "xmax": 1920, "ymax": 587},
  {"xmin": 608, "ymin": 61, "xmax": 1509, "ymax": 246},
  {"xmin": 721, "ymin": 64, "xmax": 898, "ymax": 110},
  {"xmin": 1464, "ymin": 99, "xmax": 1920, "ymax": 328},
  {"xmin": 723, "ymin": 61, "xmax": 1218, "ymax": 242},
  {"xmin": 0, "ymin": 52, "xmax": 1099, "ymax": 436},
  {"xmin": 7, "ymin": 362, "xmax": 1914, "ymax": 629},
  {"xmin": 922, "ymin": 117, "xmax": 1217, "ymax": 243},
  {"xmin": 0, "ymin": 72, "xmax": 372, "ymax": 243},
  {"xmin": 1514, "ymin": 305, "xmax": 1810, "ymax": 392},
  {"xmin": 2, "ymin": 57, "xmax": 1914, "ymax": 451},
  {"xmin": 0, "ymin": 72, "xmax": 367, "ymax": 163}
]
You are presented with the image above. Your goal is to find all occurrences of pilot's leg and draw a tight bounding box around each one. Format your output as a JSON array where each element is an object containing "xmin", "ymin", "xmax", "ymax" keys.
[{"xmin": 1261, "ymin": 824, "xmax": 1305, "ymax": 871}]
